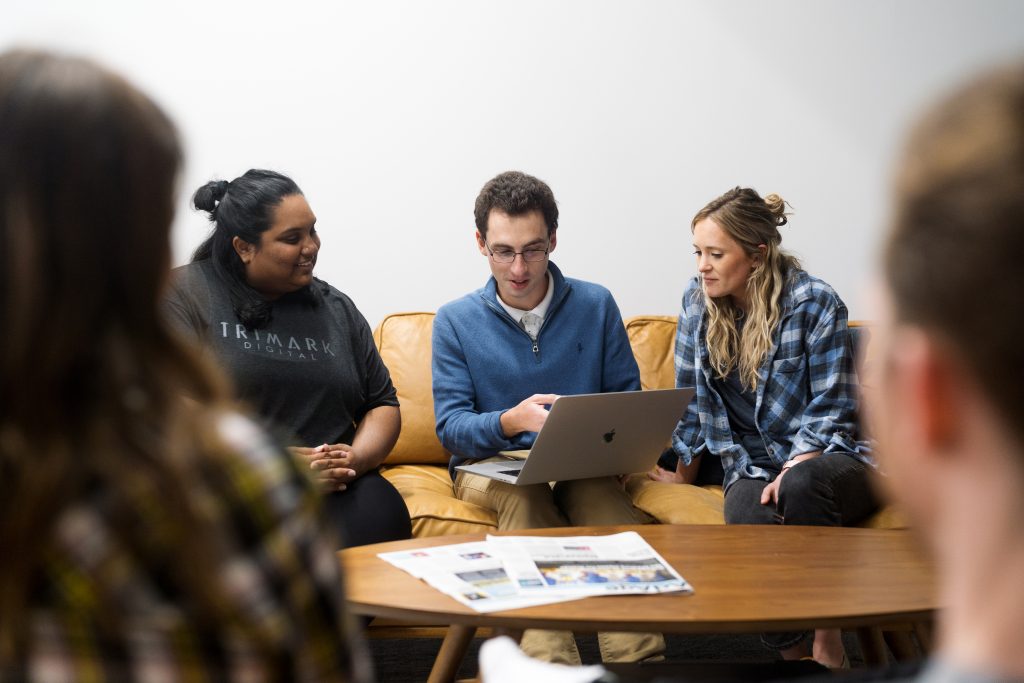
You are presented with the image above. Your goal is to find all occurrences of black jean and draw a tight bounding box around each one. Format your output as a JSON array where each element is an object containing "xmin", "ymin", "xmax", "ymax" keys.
[
  {"xmin": 723, "ymin": 453, "xmax": 879, "ymax": 651},
  {"xmin": 322, "ymin": 467, "xmax": 412, "ymax": 549}
]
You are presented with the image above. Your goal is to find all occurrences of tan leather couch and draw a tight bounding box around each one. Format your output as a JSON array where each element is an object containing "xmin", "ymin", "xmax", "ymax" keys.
[{"xmin": 374, "ymin": 312, "xmax": 904, "ymax": 538}]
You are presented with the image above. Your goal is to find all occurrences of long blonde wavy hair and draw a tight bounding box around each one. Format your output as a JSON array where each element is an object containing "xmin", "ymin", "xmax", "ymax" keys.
[{"xmin": 694, "ymin": 187, "xmax": 801, "ymax": 390}]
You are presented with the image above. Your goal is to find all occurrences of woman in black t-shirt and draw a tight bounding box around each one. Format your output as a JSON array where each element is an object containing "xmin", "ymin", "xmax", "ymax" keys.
[{"xmin": 166, "ymin": 169, "xmax": 411, "ymax": 549}]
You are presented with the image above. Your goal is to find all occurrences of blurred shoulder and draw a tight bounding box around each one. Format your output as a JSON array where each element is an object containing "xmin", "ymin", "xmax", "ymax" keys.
[{"xmin": 213, "ymin": 411, "xmax": 315, "ymax": 514}]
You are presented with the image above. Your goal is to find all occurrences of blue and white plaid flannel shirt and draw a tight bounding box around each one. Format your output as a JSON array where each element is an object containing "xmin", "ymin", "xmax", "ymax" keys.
[{"xmin": 670, "ymin": 269, "xmax": 873, "ymax": 493}]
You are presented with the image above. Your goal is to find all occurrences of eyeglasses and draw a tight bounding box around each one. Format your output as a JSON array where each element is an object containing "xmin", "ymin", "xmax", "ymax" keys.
[{"xmin": 485, "ymin": 243, "xmax": 550, "ymax": 264}]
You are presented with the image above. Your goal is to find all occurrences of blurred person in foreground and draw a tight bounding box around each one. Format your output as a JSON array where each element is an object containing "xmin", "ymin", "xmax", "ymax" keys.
[
  {"xmin": 480, "ymin": 60, "xmax": 1024, "ymax": 683},
  {"xmin": 0, "ymin": 49, "xmax": 368, "ymax": 681}
]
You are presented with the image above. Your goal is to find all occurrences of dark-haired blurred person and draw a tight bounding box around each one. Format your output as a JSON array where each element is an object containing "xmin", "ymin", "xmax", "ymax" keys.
[
  {"xmin": 0, "ymin": 50, "xmax": 368, "ymax": 681},
  {"xmin": 164, "ymin": 170, "xmax": 411, "ymax": 549}
]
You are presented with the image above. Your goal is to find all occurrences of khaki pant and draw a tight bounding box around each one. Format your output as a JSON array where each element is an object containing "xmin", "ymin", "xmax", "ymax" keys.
[{"xmin": 454, "ymin": 461, "xmax": 665, "ymax": 665}]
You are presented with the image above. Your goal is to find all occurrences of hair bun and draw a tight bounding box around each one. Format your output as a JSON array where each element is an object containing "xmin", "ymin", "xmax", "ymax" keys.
[
  {"xmin": 764, "ymin": 193, "xmax": 789, "ymax": 227},
  {"xmin": 192, "ymin": 179, "xmax": 230, "ymax": 215}
]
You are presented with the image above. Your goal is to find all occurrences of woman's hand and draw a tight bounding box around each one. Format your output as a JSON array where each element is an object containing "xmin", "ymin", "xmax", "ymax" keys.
[
  {"xmin": 760, "ymin": 474, "xmax": 785, "ymax": 505},
  {"xmin": 290, "ymin": 444, "xmax": 361, "ymax": 492},
  {"xmin": 289, "ymin": 405, "xmax": 401, "ymax": 494},
  {"xmin": 647, "ymin": 452, "xmax": 701, "ymax": 485},
  {"xmin": 760, "ymin": 451, "xmax": 822, "ymax": 505},
  {"xmin": 648, "ymin": 465, "xmax": 685, "ymax": 484}
]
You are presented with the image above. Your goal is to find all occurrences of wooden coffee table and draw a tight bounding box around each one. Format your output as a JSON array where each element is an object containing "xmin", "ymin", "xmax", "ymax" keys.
[{"xmin": 340, "ymin": 525, "xmax": 937, "ymax": 682}]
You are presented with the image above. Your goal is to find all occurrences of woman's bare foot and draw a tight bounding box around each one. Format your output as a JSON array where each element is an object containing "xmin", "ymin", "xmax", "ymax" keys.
[{"xmin": 812, "ymin": 628, "xmax": 847, "ymax": 668}]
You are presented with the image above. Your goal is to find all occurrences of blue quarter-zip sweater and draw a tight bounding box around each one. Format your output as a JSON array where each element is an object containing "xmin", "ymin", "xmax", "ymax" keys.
[{"xmin": 432, "ymin": 262, "xmax": 640, "ymax": 477}]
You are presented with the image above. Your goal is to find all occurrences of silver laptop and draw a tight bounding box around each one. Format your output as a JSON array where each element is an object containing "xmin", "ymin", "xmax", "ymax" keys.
[{"xmin": 455, "ymin": 388, "xmax": 695, "ymax": 486}]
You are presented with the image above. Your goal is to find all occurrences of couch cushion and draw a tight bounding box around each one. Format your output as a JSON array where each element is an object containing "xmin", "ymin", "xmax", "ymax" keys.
[
  {"xmin": 859, "ymin": 504, "xmax": 909, "ymax": 529},
  {"xmin": 374, "ymin": 312, "xmax": 450, "ymax": 466},
  {"xmin": 626, "ymin": 476, "xmax": 726, "ymax": 525},
  {"xmin": 626, "ymin": 475, "xmax": 906, "ymax": 529},
  {"xmin": 381, "ymin": 464, "xmax": 498, "ymax": 536},
  {"xmin": 625, "ymin": 315, "xmax": 677, "ymax": 390}
]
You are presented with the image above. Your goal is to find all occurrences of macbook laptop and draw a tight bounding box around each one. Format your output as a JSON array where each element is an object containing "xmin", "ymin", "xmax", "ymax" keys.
[{"xmin": 455, "ymin": 388, "xmax": 695, "ymax": 486}]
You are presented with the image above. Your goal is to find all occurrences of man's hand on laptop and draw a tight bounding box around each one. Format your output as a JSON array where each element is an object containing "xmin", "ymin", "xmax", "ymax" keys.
[{"xmin": 500, "ymin": 393, "xmax": 560, "ymax": 437}]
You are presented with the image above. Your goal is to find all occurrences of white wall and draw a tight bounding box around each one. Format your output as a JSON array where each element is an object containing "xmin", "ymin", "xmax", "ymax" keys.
[{"xmin": 5, "ymin": 1, "xmax": 1023, "ymax": 326}]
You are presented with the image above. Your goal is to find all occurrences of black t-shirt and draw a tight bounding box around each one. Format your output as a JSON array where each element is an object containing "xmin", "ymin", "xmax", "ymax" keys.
[
  {"xmin": 164, "ymin": 260, "xmax": 398, "ymax": 447},
  {"xmin": 712, "ymin": 366, "xmax": 776, "ymax": 471}
]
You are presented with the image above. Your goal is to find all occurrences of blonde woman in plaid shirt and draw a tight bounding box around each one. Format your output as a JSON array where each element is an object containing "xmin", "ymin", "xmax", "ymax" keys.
[
  {"xmin": 0, "ymin": 50, "xmax": 367, "ymax": 682},
  {"xmin": 651, "ymin": 187, "xmax": 876, "ymax": 669}
]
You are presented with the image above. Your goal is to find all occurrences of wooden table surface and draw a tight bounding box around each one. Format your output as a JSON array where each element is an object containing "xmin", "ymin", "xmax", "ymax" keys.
[
  {"xmin": 340, "ymin": 524, "xmax": 937, "ymax": 682},
  {"xmin": 341, "ymin": 524, "xmax": 936, "ymax": 632}
]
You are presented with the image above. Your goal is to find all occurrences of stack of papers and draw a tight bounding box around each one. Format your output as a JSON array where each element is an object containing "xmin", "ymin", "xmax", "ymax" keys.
[{"xmin": 378, "ymin": 531, "xmax": 692, "ymax": 613}]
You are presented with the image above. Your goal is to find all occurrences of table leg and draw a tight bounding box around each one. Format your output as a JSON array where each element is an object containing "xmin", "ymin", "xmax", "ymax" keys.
[
  {"xmin": 855, "ymin": 626, "xmax": 889, "ymax": 667},
  {"xmin": 427, "ymin": 624, "xmax": 477, "ymax": 683},
  {"xmin": 913, "ymin": 619, "xmax": 934, "ymax": 653},
  {"xmin": 882, "ymin": 624, "xmax": 923, "ymax": 662}
]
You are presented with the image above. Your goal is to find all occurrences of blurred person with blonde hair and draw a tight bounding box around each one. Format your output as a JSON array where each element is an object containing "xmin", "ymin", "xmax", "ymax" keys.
[
  {"xmin": 856, "ymin": 58, "xmax": 1024, "ymax": 683},
  {"xmin": 0, "ymin": 49, "xmax": 368, "ymax": 681}
]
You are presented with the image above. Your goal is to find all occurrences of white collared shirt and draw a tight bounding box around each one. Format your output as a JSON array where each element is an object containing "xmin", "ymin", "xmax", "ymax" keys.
[{"xmin": 496, "ymin": 270, "xmax": 553, "ymax": 340}]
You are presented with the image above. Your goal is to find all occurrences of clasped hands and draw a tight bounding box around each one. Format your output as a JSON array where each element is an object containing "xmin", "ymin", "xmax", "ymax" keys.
[{"xmin": 290, "ymin": 443, "xmax": 363, "ymax": 492}]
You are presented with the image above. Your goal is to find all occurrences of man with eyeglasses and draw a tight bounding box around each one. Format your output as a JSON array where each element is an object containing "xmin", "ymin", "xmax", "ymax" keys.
[{"xmin": 431, "ymin": 170, "xmax": 663, "ymax": 665}]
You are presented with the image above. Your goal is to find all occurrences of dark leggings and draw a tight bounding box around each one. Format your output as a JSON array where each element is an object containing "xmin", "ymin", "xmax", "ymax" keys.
[
  {"xmin": 723, "ymin": 453, "xmax": 879, "ymax": 651},
  {"xmin": 322, "ymin": 468, "xmax": 412, "ymax": 549}
]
